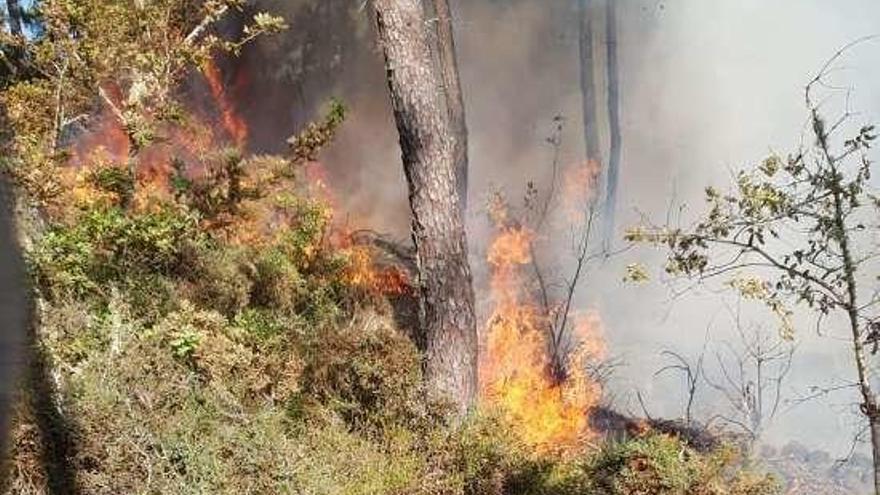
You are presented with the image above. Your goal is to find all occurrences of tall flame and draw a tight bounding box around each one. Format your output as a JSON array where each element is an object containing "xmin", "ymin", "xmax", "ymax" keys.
[
  {"xmin": 203, "ymin": 59, "xmax": 249, "ymax": 149},
  {"xmin": 480, "ymin": 191, "xmax": 604, "ymax": 455}
]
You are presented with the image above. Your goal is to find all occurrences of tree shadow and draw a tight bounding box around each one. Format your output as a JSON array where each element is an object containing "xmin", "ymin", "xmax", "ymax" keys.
[
  {"xmin": 22, "ymin": 320, "xmax": 79, "ymax": 495},
  {"xmin": 0, "ymin": 176, "xmax": 78, "ymax": 493}
]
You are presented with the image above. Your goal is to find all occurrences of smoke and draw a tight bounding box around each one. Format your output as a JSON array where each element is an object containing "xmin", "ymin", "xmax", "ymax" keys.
[{"xmin": 236, "ymin": 0, "xmax": 880, "ymax": 454}]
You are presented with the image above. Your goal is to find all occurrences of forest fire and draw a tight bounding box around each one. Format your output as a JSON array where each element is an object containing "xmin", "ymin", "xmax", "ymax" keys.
[
  {"xmin": 65, "ymin": 61, "xmax": 412, "ymax": 302},
  {"xmin": 10, "ymin": 1, "xmax": 880, "ymax": 492},
  {"xmin": 66, "ymin": 50, "xmax": 601, "ymax": 456},
  {"xmin": 203, "ymin": 59, "xmax": 249, "ymax": 148},
  {"xmin": 480, "ymin": 223, "xmax": 604, "ymax": 455},
  {"xmin": 343, "ymin": 244, "xmax": 412, "ymax": 297},
  {"xmin": 71, "ymin": 70, "xmax": 238, "ymax": 160}
]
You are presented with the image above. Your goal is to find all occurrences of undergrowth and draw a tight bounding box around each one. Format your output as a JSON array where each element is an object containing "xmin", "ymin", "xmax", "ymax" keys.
[
  {"xmin": 4, "ymin": 182, "xmax": 781, "ymax": 493},
  {"xmin": 1, "ymin": 68, "xmax": 778, "ymax": 495}
]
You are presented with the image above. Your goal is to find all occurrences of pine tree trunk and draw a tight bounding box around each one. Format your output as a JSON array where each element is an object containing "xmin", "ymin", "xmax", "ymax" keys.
[
  {"xmin": 578, "ymin": 0, "xmax": 602, "ymax": 169},
  {"xmin": 603, "ymin": 0, "xmax": 622, "ymax": 249},
  {"xmin": 6, "ymin": 0, "xmax": 23, "ymax": 37},
  {"xmin": 431, "ymin": 0, "xmax": 469, "ymax": 213},
  {"xmin": 372, "ymin": 0, "xmax": 478, "ymax": 416}
]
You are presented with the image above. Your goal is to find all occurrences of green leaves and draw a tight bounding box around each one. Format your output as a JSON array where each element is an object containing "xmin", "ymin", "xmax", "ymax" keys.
[
  {"xmin": 250, "ymin": 12, "xmax": 288, "ymax": 35},
  {"xmin": 628, "ymin": 108, "xmax": 880, "ymax": 343},
  {"xmin": 728, "ymin": 276, "xmax": 794, "ymax": 340},
  {"xmin": 169, "ymin": 328, "xmax": 202, "ymax": 360},
  {"xmin": 622, "ymin": 263, "xmax": 649, "ymax": 284},
  {"xmin": 759, "ymin": 155, "xmax": 782, "ymax": 177},
  {"xmin": 31, "ymin": 205, "xmax": 202, "ymax": 300},
  {"xmin": 288, "ymin": 98, "xmax": 348, "ymax": 165}
]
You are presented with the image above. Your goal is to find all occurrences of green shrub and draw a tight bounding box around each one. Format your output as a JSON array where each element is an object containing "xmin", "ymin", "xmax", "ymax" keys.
[
  {"xmin": 9, "ymin": 289, "xmax": 783, "ymax": 495},
  {"xmin": 291, "ymin": 416, "xmax": 422, "ymax": 495},
  {"xmin": 234, "ymin": 307, "xmax": 290, "ymax": 341},
  {"xmin": 86, "ymin": 165, "xmax": 135, "ymax": 206},
  {"xmin": 250, "ymin": 244, "xmax": 349, "ymax": 327},
  {"xmin": 31, "ymin": 205, "xmax": 202, "ymax": 301},
  {"xmin": 251, "ymin": 248, "xmax": 308, "ymax": 310},
  {"xmin": 180, "ymin": 242, "xmax": 254, "ymax": 316}
]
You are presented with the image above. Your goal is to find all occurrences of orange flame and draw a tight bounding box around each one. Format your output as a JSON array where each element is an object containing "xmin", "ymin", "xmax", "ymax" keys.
[
  {"xmin": 69, "ymin": 103, "xmax": 130, "ymax": 168},
  {"xmin": 203, "ymin": 59, "xmax": 249, "ymax": 149},
  {"xmin": 480, "ymin": 224, "xmax": 603, "ymax": 455},
  {"xmin": 344, "ymin": 244, "xmax": 412, "ymax": 297},
  {"xmin": 63, "ymin": 60, "xmax": 251, "ymax": 215}
]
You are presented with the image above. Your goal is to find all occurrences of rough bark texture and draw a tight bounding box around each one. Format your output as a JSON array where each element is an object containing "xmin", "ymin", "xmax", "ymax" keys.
[
  {"xmin": 603, "ymin": 0, "xmax": 622, "ymax": 249},
  {"xmin": 5, "ymin": 0, "xmax": 23, "ymax": 37},
  {"xmin": 431, "ymin": 0, "xmax": 469, "ymax": 213},
  {"xmin": 372, "ymin": 0, "xmax": 478, "ymax": 415},
  {"xmin": 578, "ymin": 0, "xmax": 602, "ymax": 169}
]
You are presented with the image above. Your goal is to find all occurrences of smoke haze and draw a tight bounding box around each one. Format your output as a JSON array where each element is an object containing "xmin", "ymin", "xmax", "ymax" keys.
[{"xmin": 237, "ymin": 0, "xmax": 880, "ymax": 455}]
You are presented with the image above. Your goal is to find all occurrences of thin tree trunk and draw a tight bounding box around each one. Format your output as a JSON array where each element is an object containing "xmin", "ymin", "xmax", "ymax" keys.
[
  {"xmin": 870, "ymin": 420, "xmax": 880, "ymax": 494},
  {"xmin": 837, "ymin": 202, "xmax": 880, "ymax": 495},
  {"xmin": 603, "ymin": 0, "xmax": 622, "ymax": 249},
  {"xmin": 841, "ymin": 225, "xmax": 880, "ymax": 494},
  {"xmin": 6, "ymin": 0, "xmax": 23, "ymax": 37},
  {"xmin": 578, "ymin": 0, "xmax": 602, "ymax": 170},
  {"xmin": 431, "ymin": 0, "xmax": 469, "ymax": 214},
  {"xmin": 818, "ymin": 114, "xmax": 880, "ymax": 494},
  {"xmin": 372, "ymin": 0, "xmax": 478, "ymax": 416}
]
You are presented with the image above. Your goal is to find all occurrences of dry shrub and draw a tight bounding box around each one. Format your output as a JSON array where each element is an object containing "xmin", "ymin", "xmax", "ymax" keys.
[
  {"xmin": 178, "ymin": 243, "xmax": 254, "ymax": 317},
  {"xmin": 7, "ymin": 258, "xmax": 781, "ymax": 495},
  {"xmin": 34, "ymin": 298, "xmax": 308, "ymax": 494},
  {"xmin": 587, "ymin": 433, "xmax": 779, "ymax": 495},
  {"xmin": 299, "ymin": 310, "xmax": 435, "ymax": 433}
]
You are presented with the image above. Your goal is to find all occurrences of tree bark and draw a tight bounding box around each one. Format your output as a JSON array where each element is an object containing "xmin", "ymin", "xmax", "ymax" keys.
[
  {"xmin": 578, "ymin": 0, "xmax": 602, "ymax": 170},
  {"xmin": 430, "ymin": 0, "xmax": 469, "ymax": 213},
  {"xmin": 372, "ymin": 0, "xmax": 478, "ymax": 416},
  {"xmin": 6, "ymin": 0, "xmax": 23, "ymax": 37},
  {"xmin": 603, "ymin": 0, "xmax": 622, "ymax": 249},
  {"xmin": 838, "ymin": 201, "xmax": 880, "ymax": 495}
]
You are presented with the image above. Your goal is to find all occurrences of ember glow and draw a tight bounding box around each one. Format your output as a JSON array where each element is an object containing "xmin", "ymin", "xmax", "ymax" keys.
[{"xmin": 480, "ymin": 223, "xmax": 604, "ymax": 455}]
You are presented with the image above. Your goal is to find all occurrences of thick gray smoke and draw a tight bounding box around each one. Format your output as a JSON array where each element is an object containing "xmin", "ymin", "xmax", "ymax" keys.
[{"xmin": 238, "ymin": 0, "xmax": 880, "ymax": 454}]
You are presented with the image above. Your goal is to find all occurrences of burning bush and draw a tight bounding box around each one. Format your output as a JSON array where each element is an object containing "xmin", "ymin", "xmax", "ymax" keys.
[{"xmin": 480, "ymin": 186, "xmax": 605, "ymax": 456}]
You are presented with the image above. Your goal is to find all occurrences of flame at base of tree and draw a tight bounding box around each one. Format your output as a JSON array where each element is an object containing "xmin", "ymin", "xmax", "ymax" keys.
[
  {"xmin": 64, "ymin": 45, "xmax": 602, "ymax": 454},
  {"xmin": 480, "ymin": 208, "xmax": 604, "ymax": 456}
]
